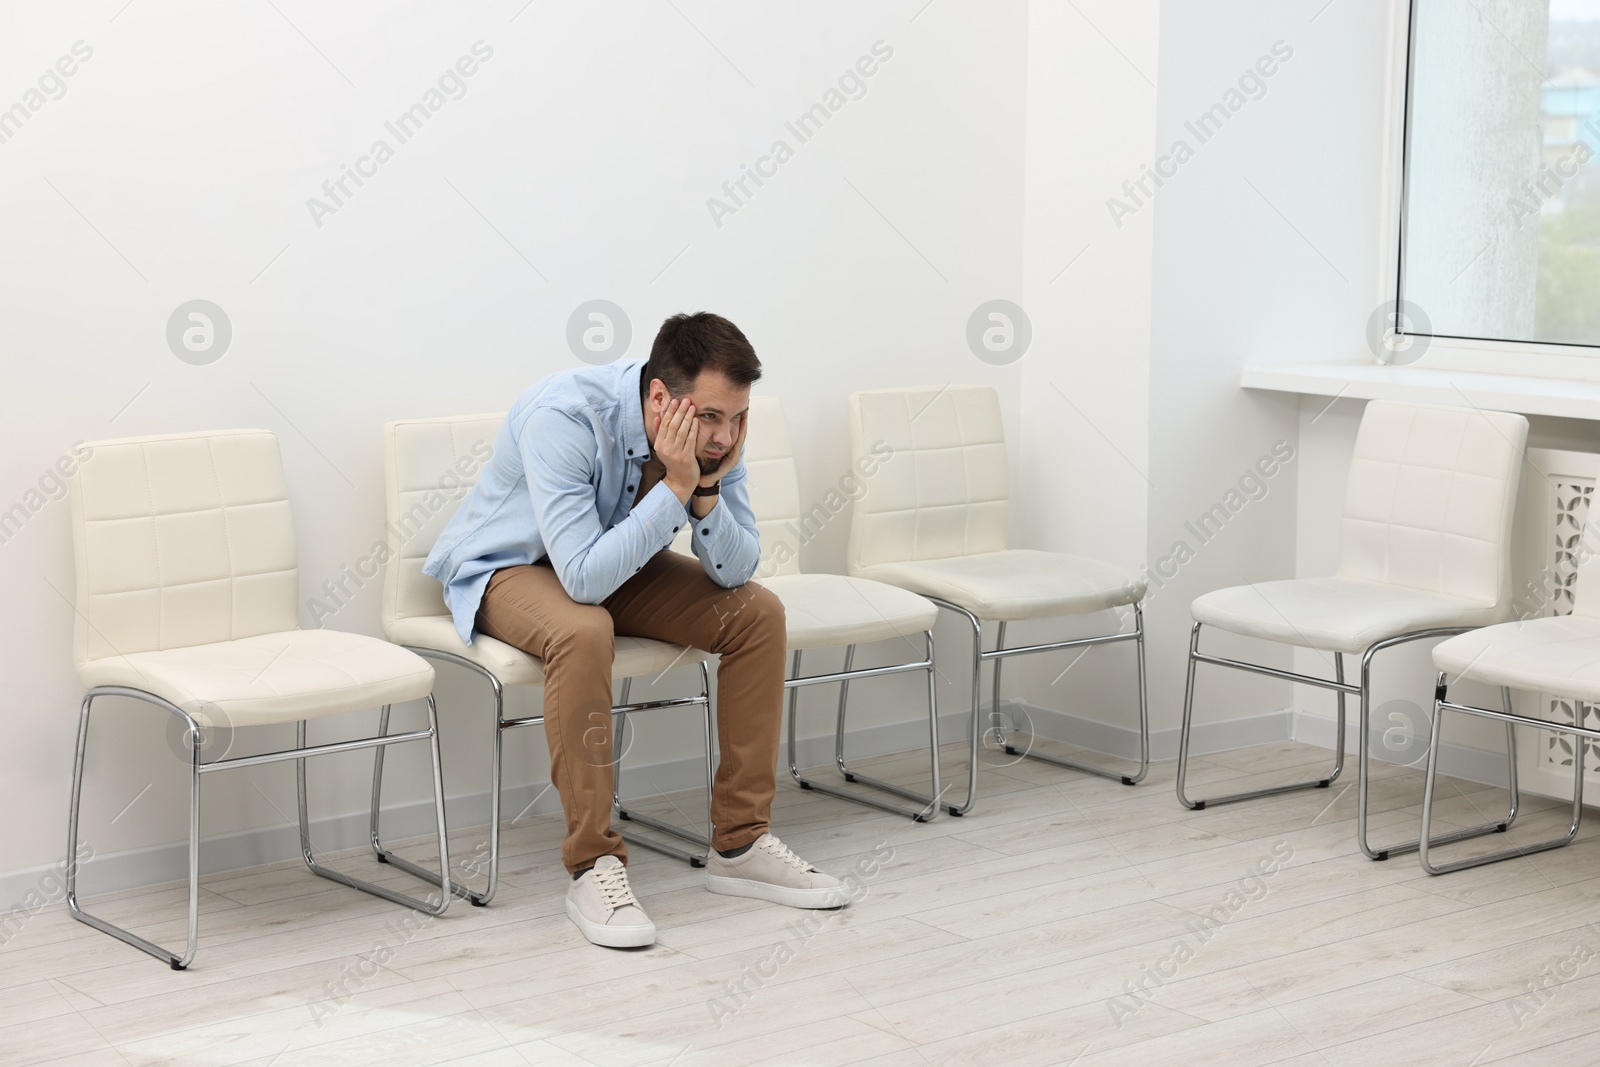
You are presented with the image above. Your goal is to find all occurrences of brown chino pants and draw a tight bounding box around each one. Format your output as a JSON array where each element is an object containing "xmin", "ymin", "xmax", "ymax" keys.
[{"xmin": 475, "ymin": 549, "xmax": 787, "ymax": 875}]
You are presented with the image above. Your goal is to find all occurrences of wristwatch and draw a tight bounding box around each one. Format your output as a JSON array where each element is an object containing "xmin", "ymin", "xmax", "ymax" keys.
[{"xmin": 692, "ymin": 482, "xmax": 721, "ymax": 497}]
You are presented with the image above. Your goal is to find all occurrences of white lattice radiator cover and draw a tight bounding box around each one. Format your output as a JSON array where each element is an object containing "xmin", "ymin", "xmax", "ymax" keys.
[{"xmin": 1513, "ymin": 449, "xmax": 1600, "ymax": 797}]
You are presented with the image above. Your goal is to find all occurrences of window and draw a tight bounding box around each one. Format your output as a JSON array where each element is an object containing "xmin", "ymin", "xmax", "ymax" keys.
[{"xmin": 1400, "ymin": 0, "xmax": 1600, "ymax": 349}]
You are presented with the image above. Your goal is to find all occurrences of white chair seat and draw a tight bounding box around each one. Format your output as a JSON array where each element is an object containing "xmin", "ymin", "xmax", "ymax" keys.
[
  {"xmin": 760, "ymin": 573, "xmax": 937, "ymax": 650},
  {"xmin": 1435, "ymin": 615, "xmax": 1600, "ymax": 703},
  {"xmin": 1192, "ymin": 577, "xmax": 1507, "ymax": 655},
  {"xmin": 385, "ymin": 615, "xmax": 712, "ymax": 687},
  {"xmin": 854, "ymin": 548, "xmax": 1143, "ymax": 622},
  {"xmin": 77, "ymin": 629, "xmax": 436, "ymax": 728}
]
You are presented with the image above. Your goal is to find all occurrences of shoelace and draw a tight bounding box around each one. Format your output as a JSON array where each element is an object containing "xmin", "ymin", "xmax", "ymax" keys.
[
  {"xmin": 590, "ymin": 864, "xmax": 640, "ymax": 911},
  {"xmin": 756, "ymin": 835, "xmax": 814, "ymax": 873}
]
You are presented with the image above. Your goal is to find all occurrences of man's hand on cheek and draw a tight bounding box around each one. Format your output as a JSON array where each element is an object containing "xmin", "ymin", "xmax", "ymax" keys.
[{"xmin": 655, "ymin": 397, "xmax": 700, "ymax": 504}]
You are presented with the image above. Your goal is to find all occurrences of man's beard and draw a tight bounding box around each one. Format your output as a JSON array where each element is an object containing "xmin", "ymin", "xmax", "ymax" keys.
[{"xmin": 697, "ymin": 455, "xmax": 719, "ymax": 475}]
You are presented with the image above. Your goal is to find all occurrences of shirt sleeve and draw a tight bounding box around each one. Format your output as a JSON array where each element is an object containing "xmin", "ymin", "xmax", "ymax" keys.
[
  {"xmin": 689, "ymin": 457, "xmax": 762, "ymax": 587},
  {"xmin": 519, "ymin": 407, "xmax": 685, "ymax": 604}
]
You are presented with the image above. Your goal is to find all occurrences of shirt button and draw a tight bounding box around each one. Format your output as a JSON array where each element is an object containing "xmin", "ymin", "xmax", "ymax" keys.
[
  {"xmin": 627, "ymin": 449, "xmax": 634, "ymax": 455},
  {"xmin": 701, "ymin": 527, "xmax": 709, "ymax": 535},
  {"xmin": 715, "ymin": 563, "xmax": 722, "ymax": 569},
  {"xmin": 627, "ymin": 485, "xmax": 634, "ymax": 492},
  {"xmin": 672, "ymin": 526, "xmax": 679, "ymax": 532}
]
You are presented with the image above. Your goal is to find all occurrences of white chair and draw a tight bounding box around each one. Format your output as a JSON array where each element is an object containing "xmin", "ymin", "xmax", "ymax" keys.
[
  {"xmin": 379, "ymin": 415, "xmax": 716, "ymax": 902},
  {"xmin": 65, "ymin": 429, "xmax": 450, "ymax": 970},
  {"xmin": 666, "ymin": 397, "xmax": 943, "ymax": 820},
  {"xmin": 1420, "ymin": 499, "xmax": 1600, "ymax": 874},
  {"xmin": 1177, "ymin": 399, "xmax": 1527, "ymax": 861},
  {"xmin": 843, "ymin": 385, "xmax": 1149, "ymax": 818}
]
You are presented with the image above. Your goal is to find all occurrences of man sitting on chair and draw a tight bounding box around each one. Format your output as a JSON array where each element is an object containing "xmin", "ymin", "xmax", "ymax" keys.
[{"xmin": 424, "ymin": 311, "xmax": 845, "ymax": 948}]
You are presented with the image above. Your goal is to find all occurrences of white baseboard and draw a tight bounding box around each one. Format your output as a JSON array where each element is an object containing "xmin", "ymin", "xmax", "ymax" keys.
[
  {"xmin": 1001, "ymin": 698, "xmax": 1292, "ymax": 762},
  {"xmin": 1009, "ymin": 699, "xmax": 1513, "ymax": 789},
  {"xmin": 1291, "ymin": 709, "xmax": 1513, "ymax": 789}
]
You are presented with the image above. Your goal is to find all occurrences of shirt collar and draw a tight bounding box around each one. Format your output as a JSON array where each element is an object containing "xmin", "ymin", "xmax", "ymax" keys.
[{"xmin": 624, "ymin": 358, "xmax": 652, "ymax": 461}]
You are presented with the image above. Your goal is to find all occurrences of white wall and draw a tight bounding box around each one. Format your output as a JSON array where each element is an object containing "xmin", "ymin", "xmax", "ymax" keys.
[
  {"xmin": 1141, "ymin": 0, "xmax": 1600, "ymax": 789},
  {"xmin": 1143, "ymin": 0, "xmax": 1401, "ymax": 742},
  {"xmin": 0, "ymin": 0, "xmax": 1029, "ymax": 896},
  {"xmin": 1005, "ymin": 0, "xmax": 1159, "ymax": 745},
  {"xmin": 1006, "ymin": 0, "xmax": 1392, "ymax": 749}
]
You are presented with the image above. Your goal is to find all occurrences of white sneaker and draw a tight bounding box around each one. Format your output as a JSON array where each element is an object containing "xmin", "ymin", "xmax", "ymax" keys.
[
  {"xmin": 705, "ymin": 833, "xmax": 847, "ymax": 909},
  {"xmin": 566, "ymin": 855, "xmax": 656, "ymax": 948}
]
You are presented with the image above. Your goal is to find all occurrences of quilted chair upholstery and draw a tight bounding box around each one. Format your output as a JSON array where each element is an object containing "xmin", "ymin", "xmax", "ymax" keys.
[
  {"xmin": 70, "ymin": 430, "xmax": 433, "ymax": 721},
  {"xmin": 1193, "ymin": 401, "xmax": 1525, "ymax": 653}
]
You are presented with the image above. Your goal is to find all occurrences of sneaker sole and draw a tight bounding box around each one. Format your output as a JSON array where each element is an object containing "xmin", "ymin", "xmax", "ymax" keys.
[
  {"xmin": 565, "ymin": 898, "xmax": 656, "ymax": 948},
  {"xmin": 705, "ymin": 874, "xmax": 849, "ymax": 909}
]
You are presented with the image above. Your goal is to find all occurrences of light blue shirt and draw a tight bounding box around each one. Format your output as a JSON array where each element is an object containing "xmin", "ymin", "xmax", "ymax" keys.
[{"xmin": 423, "ymin": 358, "xmax": 760, "ymax": 644}]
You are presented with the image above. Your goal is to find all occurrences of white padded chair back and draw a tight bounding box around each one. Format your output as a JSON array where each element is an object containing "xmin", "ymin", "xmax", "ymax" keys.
[
  {"xmin": 382, "ymin": 414, "xmax": 504, "ymax": 631},
  {"xmin": 1336, "ymin": 400, "xmax": 1528, "ymax": 607},
  {"xmin": 669, "ymin": 395, "xmax": 802, "ymax": 577},
  {"xmin": 845, "ymin": 385, "xmax": 1009, "ymax": 574},
  {"xmin": 740, "ymin": 395, "xmax": 804, "ymax": 576},
  {"xmin": 68, "ymin": 429, "xmax": 299, "ymax": 668}
]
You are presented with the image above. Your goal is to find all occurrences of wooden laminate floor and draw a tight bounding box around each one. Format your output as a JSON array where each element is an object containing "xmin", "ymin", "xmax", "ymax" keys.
[{"xmin": 3, "ymin": 740, "xmax": 1597, "ymax": 1066}]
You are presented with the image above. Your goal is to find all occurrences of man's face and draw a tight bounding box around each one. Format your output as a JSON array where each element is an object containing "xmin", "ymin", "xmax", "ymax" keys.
[{"xmin": 646, "ymin": 370, "xmax": 750, "ymax": 474}]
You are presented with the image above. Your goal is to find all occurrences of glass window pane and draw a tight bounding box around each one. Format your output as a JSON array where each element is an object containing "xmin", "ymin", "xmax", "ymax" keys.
[{"xmin": 1402, "ymin": 0, "xmax": 1600, "ymax": 348}]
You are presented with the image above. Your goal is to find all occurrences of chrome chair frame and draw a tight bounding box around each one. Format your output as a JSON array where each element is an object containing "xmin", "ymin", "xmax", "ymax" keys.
[
  {"xmin": 1176, "ymin": 622, "xmax": 1519, "ymax": 860},
  {"xmin": 782, "ymin": 629, "xmax": 942, "ymax": 822},
  {"xmin": 371, "ymin": 649, "xmax": 714, "ymax": 905},
  {"xmin": 611, "ymin": 673, "xmax": 716, "ymax": 865},
  {"xmin": 66, "ymin": 685, "xmax": 451, "ymax": 971},
  {"xmin": 931, "ymin": 598, "xmax": 1149, "ymax": 818},
  {"xmin": 1421, "ymin": 672, "xmax": 1580, "ymax": 875}
]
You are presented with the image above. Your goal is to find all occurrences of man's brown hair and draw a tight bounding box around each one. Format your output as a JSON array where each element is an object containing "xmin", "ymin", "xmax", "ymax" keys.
[{"xmin": 643, "ymin": 312, "xmax": 762, "ymax": 397}]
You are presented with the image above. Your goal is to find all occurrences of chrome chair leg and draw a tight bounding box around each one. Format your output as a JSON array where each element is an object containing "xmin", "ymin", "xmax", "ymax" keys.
[
  {"xmin": 1356, "ymin": 639, "xmax": 1516, "ymax": 861},
  {"xmin": 68, "ymin": 686, "xmax": 447, "ymax": 970},
  {"xmin": 375, "ymin": 654, "xmax": 510, "ymax": 906},
  {"xmin": 1420, "ymin": 675, "xmax": 1582, "ymax": 875},
  {"xmin": 1133, "ymin": 604, "xmax": 1151, "ymax": 782},
  {"xmin": 703, "ymin": 671, "xmax": 717, "ymax": 851},
  {"xmin": 478, "ymin": 681, "xmax": 506, "ymax": 904},
  {"xmin": 1174, "ymin": 623, "xmax": 1514, "ymax": 858},
  {"xmin": 1002, "ymin": 605, "xmax": 1152, "ymax": 786},
  {"xmin": 990, "ymin": 622, "xmax": 1009, "ymax": 750},
  {"xmin": 610, "ymin": 676, "xmax": 632, "ymax": 816},
  {"xmin": 785, "ymin": 648, "xmax": 804, "ymax": 784},
  {"xmin": 1177, "ymin": 622, "xmax": 1347, "ymax": 809},
  {"xmin": 836, "ymin": 644, "xmax": 857, "ymax": 771},
  {"xmin": 928, "ymin": 597, "xmax": 1146, "ymax": 816},
  {"xmin": 788, "ymin": 633, "xmax": 943, "ymax": 822},
  {"xmin": 614, "ymin": 662, "xmax": 714, "ymax": 867},
  {"xmin": 66, "ymin": 691, "xmax": 203, "ymax": 970},
  {"xmin": 945, "ymin": 601, "xmax": 987, "ymax": 817},
  {"xmin": 299, "ymin": 698, "xmax": 452, "ymax": 915}
]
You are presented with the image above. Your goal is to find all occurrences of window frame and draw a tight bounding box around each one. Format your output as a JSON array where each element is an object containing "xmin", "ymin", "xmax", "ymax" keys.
[{"xmin": 1383, "ymin": 0, "xmax": 1600, "ymax": 380}]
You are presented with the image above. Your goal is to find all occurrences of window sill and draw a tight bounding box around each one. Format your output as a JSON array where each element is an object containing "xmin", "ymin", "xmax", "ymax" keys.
[{"xmin": 1241, "ymin": 361, "xmax": 1600, "ymax": 421}]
